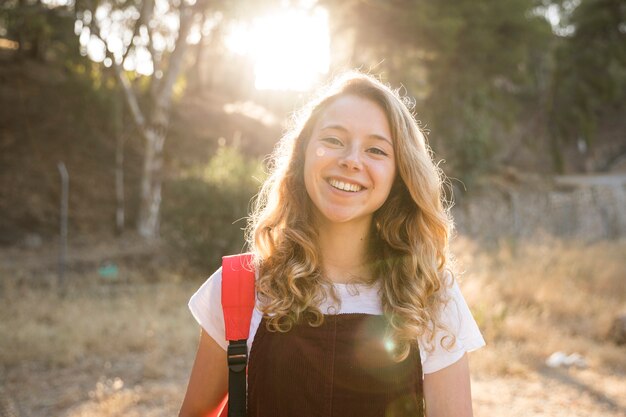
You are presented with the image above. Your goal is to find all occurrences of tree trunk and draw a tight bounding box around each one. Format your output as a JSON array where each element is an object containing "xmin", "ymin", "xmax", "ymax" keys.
[
  {"xmin": 137, "ymin": 127, "xmax": 165, "ymax": 239},
  {"xmin": 115, "ymin": 130, "xmax": 125, "ymax": 234},
  {"xmin": 135, "ymin": 4, "xmax": 194, "ymax": 239}
]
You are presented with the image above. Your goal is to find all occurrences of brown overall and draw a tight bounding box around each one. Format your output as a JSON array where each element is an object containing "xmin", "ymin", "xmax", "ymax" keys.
[{"xmin": 247, "ymin": 313, "xmax": 424, "ymax": 417}]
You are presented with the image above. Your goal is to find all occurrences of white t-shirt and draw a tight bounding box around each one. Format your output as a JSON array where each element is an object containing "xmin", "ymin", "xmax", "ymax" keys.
[{"xmin": 189, "ymin": 268, "xmax": 485, "ymax": 374}]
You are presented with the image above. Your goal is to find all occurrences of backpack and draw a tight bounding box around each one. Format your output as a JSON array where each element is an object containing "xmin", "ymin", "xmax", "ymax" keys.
[{"xmin": 220, "ymin": 253, "xmax": 256, "ymax": 417}]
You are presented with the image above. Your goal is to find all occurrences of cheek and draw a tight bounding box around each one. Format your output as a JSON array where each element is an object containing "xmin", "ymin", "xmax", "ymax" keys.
[
  {"xmin": 374, "ymin": 163, "xmax": 397, "ymax": 192},
  {"xmin": 303, "ymin": 147, "xmax": 317, "ymax": 197},
  {"xmin": 303, "ymin": 144, "xmax": 327, "ymax": 177},
  {"xmin": 304, "ymin": 169, "xmax": 313, "ymax": 199}
]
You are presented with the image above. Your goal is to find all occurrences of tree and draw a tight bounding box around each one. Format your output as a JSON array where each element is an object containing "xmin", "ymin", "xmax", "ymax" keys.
[
  {"xmin": 76, "ymin": 0, "xmax": 283, "ymax": 239},
  {"xmin": 75, "ymin": 0, "xmax": 207, "ymax": 239},
  {"xmin": 547, "ymin": 0, "xmax": 626, "ymax": 172}
]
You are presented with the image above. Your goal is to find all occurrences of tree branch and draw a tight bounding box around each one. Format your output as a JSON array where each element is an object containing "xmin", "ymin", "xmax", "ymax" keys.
[
  {"xmin": 120, "ymin": 8, "xmax": 141, "ymax": 64},
  {"xmin": 85, "ymin": 3, "xmax": 148, "ymax": 138},
  {"xmin": 155, "ymin": 0, "xmax": 205, "ymax": 111}
]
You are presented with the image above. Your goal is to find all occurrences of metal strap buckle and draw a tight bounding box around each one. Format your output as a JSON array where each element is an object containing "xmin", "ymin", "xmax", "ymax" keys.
[{"xmin": 227, "ymin": 340, "xmax": 248, "ymax": 373}]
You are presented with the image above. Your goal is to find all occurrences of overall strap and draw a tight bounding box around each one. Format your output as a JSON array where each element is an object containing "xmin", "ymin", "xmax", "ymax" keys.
[{"xmin": 221, "ymin": 253, "xmax": 255, "ymax": 417}]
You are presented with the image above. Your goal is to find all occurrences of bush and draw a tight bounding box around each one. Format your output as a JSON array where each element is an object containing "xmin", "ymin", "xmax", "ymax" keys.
[{"xmin": 162, "ymin": 146, "xmax": 264, "ymax": 271}]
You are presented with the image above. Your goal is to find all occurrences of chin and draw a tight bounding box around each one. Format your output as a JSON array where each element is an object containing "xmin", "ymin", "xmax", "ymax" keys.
[{"xmin": 319, "ymin": 211, "xmax": 369, "ymax": 226}]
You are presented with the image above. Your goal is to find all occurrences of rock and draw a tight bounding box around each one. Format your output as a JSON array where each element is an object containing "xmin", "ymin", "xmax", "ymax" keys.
[
  {"xmin": 607, "ymin": 313, "xmax": 626, "ymax": 345},
  {"xmin": 545, "ymin": 351, "xmax": 587, "ymax": 368},
  {"xmin": 546, "ymin": 351, "xmax": 568, "ymax": 368}
]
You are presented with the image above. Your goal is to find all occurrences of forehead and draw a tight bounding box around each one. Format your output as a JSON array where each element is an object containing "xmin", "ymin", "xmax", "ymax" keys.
[{"xmin": 313, "ymin": 95, "xmax": 392, "ymax": 138}]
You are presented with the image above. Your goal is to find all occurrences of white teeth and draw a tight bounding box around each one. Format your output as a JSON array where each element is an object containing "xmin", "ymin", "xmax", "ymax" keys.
[{"xmin": 328, "ymin": 178, "xmax": 363, "ymax": 192}]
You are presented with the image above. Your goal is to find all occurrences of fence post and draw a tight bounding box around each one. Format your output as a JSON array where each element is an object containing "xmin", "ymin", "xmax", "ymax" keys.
[{"xmin": 57, "ymin": 162, "xmax": 69, "ymax": 295}]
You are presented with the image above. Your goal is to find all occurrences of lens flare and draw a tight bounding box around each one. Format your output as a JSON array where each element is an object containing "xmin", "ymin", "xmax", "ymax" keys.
[{"xmin": 384, "ymin": 338, "xmax": 396, "ymax": 353}]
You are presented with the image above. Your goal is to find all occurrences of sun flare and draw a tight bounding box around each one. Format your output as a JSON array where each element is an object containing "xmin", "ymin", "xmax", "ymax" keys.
[{"xmin": 226, "ymin": 6, "xmax": 330, "ymax": 91}]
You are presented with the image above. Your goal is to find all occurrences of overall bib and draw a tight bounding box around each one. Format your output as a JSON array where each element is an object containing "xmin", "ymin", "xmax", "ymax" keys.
[{"xmin": 247, "ymin": 314, "xmax": 424, "ymax": 417}]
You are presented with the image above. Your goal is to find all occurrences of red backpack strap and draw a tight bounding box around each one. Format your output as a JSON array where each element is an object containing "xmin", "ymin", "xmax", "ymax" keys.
[
  {"xmin": 221, "ymin": 253, "xmax": 255, "ymax": 417},
  {"xmin": 222, "ymin": 253, "xmax": 255, "ymax": 340}
]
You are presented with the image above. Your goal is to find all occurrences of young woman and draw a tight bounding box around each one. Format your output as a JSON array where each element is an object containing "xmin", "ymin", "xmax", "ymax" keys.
[{"xmin": 179, "ymin": 72, "xmax": 485, "ymax": 417}]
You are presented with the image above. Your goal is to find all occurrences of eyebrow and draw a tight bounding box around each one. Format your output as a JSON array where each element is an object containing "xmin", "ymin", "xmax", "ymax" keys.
[{"xmin": 320, "ymin": 124, "xmax": 393, "ymax": 147}]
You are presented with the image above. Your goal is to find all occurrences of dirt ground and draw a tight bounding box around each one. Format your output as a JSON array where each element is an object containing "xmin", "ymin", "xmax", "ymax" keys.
[{"xmin": 3, "ymin": 354, "xmax": 626, "ymax": 417}]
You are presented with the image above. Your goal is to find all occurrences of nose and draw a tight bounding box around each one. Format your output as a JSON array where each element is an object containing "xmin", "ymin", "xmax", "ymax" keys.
[{"xmin": 339, "ymin": 146, "xmax": 362, "ymax": 171}]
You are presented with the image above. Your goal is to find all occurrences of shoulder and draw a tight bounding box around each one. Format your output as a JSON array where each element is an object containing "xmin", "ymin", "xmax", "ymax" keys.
[
  {"xmin": 188, "ymin": 268, "xmax": 228, "ymax": 350},
  {"xmin": 190, "ymin": 255, "xmax": 256, "ymax": 310},
  {"xmin": 188, "ymin": 264, "xmax": 263, "ymax": 353},
  {"xmin": 419, "ymin": 271, "xmax": 486, "ymax": 374}
]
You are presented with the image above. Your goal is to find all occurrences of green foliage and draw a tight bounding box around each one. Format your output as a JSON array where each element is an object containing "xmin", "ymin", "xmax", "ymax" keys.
[
  {"xmin": 59, "ymin": 60, "xmax": 125, "ymax": 142},
  {"xmin": 201, "ymin": 145, "xmax": 265, "ymax": 187},
  {"xmin": 441, "ymin": 89, "xmax": 497, "ymax": 181},
  {"xmin": 422, "ymin": 0, "xmax": 551, "ymax": 179},
  {"xmin": 162, "ymin": 146, "xmax": 264, "ymax": 270},
  {"xmin": 0, "ymin": 1, "xmax": 81, "ymax": 62},
  {"xmin": 548, "ymin": 0, "xmax": 626, "ymax": 170}
]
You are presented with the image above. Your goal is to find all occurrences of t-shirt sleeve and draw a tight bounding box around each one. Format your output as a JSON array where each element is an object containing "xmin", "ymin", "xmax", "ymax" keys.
[
  {"xmin": 419, "ymin": 278, "xmax": 486, "ymax": 374},
  {"xmin": 188, "ymin": 267, "xmax": 228, "ymax": 351}
]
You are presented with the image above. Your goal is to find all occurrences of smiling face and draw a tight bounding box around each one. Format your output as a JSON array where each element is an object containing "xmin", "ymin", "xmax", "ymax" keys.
[{"xmin": 303, "ymin": 94, "xmax": 396, "ymax": 229}]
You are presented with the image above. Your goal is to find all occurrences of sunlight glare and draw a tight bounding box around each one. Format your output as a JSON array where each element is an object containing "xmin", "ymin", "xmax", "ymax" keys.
[
  {"xmin": 226, "ymin": 6, "xmax": 330, "ymax": 91},
  {"xmin": 384, "ymin": 338, "xmax": 396, "ymax": 353}
]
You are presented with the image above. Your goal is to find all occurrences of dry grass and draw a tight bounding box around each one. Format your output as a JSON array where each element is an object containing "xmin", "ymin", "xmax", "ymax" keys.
[
  {"xmin": 1, "ymin": 236, "xmax": 624, "ymax": 376},
  {"xmin": 0, "ymin": 279, "xmax": 199, "ymax": 369},
  {"xmin": 452, "ymin": 236, "xmax": 626, "ymax": 376}
]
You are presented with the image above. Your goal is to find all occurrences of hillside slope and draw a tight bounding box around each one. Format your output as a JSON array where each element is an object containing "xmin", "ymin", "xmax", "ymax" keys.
[{"xmin": 0, "ymin": 55, "xmax": 280, "ymax": 245}]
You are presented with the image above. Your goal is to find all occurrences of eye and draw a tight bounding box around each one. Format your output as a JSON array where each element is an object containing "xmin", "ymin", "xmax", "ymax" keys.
[
  {"xmin": 321, "ymin": 137, "xmax": 343, "ymax": 146},
  {"xmin": 367, "ymin": 147, "xmax": 389, "ymax": 156}
]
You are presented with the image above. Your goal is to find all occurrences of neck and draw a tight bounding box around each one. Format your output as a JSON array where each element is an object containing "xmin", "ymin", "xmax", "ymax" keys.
[{"xmin": 316, "ymin": 217, "xmax": 373, "ymax": 284}]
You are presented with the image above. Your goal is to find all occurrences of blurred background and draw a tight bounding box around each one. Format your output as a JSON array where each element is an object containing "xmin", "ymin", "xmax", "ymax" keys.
[{"xmin": 0, "ymin": 0, "xmax": 624, "ymax": 416}]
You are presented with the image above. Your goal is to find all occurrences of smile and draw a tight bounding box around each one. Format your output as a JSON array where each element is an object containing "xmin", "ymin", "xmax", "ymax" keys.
[{"xmin": 328, "ymin": 178, "xmax": 364, "ymax": 192}]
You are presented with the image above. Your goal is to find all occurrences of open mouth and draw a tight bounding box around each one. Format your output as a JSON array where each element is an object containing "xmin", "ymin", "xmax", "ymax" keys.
[{"xmin": 328, "ymin": 178, "xmax": 364, "ymax": 193}]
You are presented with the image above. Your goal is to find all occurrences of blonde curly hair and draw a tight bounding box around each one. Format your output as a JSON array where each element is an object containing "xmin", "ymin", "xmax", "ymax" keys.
[{"xmin": 246, "ymin": 71, "xmax": 455, "ymax": 361}]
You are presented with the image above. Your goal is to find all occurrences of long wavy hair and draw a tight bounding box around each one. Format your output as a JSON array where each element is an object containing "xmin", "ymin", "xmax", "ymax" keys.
[{"xmin": 246, "ymin": 71, "xmax": 455, "ymax": 361}]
